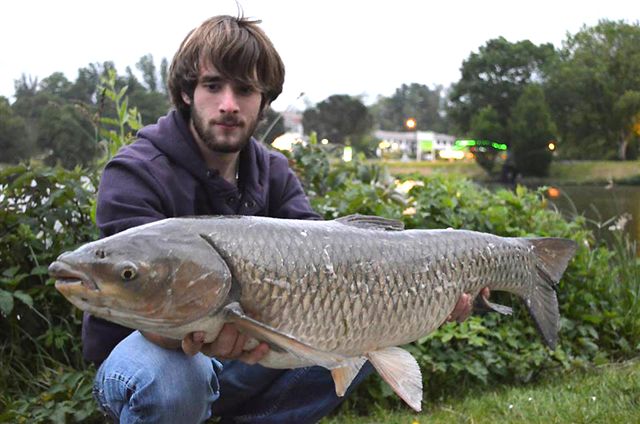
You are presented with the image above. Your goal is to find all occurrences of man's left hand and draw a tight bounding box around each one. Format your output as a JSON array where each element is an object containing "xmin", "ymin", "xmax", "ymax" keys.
[{"xmin": 446, "ymin": 287, "xmax": 490, "ymax": 323}]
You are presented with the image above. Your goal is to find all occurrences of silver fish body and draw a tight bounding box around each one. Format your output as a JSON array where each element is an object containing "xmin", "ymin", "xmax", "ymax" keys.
[{"xmin": 49, "ymin": 215, "xmax": 577, "ymax": 411}]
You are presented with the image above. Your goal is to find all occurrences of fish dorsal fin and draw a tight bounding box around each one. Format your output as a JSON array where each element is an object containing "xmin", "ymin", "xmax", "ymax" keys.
[
  {"xmin": 223, "ymin": 302, "xmax": 346, "ymax": 368},
  {"xmin": 335, "ymin": 214, "xmax": 404, "ymax": 231},
  {"xmin": 330, "ymin": 357, "xmax": 368, "ymax": 396},
  {"xmin": 367, "ymin": 347, "xmax": 423, "ymax": 412}
]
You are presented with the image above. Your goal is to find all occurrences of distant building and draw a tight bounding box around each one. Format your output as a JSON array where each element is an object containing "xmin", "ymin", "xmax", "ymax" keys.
[{"xmin": 373, "ymin": 129, "xmax": 457, "ymax": 160}]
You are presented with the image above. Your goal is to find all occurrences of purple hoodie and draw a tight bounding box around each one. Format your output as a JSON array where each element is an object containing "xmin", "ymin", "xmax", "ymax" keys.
[{"xmin": 82, "ymin": 110, "xmax": 319, "ymax": 364}]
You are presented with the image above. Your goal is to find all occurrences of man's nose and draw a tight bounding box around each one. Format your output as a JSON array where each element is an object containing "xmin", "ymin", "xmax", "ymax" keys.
[{"xmin": 219, "ymin": 86, "xmax": 239, "ymax": 113}]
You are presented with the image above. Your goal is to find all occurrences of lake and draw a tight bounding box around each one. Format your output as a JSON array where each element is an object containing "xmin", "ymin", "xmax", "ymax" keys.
[{"xmin": 544, "ymin": 184, "xmax": 640, "ymax": 255}]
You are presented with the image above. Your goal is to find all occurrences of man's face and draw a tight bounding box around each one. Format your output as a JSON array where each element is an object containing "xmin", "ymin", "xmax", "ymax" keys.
[{"xmin": 185, "ymin": 63, "xmax": 263, "ymax": 154}]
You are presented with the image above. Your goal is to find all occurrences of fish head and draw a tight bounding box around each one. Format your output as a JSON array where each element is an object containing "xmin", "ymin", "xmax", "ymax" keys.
[{"xmin": 48, "ymin": 219, "xmax": 232, "ymax": 334}]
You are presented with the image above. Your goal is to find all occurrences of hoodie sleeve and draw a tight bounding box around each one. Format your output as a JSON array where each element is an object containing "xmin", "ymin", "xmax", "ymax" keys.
[
  {"xmin": 268, "ymin": 152, "xmax": 321, "ymax": 220},
  {"xmin": 96, "ymin": 152, "xmax": 169, "ymax": 237}
]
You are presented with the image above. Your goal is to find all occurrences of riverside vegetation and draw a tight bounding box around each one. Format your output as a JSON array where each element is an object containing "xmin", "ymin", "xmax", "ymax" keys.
[{"xmin": 1, "ymin": 87, "xmax": 639, "ymax": 423}]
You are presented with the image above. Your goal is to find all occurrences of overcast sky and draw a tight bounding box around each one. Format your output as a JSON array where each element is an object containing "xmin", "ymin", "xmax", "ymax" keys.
[{"xmin": 1, "ymin": 0, "xmax": 636, "ymax": 111}]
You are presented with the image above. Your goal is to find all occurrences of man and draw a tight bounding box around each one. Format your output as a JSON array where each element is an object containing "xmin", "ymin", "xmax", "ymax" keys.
[{"xmin": 87, "ymin": 15, "xmax": 481, "ymax": 423}]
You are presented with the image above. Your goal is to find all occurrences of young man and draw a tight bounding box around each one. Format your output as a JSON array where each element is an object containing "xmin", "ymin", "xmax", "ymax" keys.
[{"xmin": 87, "ymin": 15, "xmax": 480, "ymax": 423}]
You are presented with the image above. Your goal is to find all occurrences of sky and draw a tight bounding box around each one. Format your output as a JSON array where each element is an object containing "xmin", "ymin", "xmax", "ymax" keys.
[{"xmin": 1, "ymin": 0, "xmax": 636, "ymax": 111}]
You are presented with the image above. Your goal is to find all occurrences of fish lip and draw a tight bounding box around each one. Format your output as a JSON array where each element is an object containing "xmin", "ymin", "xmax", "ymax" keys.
[{"xmin": 48, "ymin": 261, "xmax": 99, "ymax": 291}]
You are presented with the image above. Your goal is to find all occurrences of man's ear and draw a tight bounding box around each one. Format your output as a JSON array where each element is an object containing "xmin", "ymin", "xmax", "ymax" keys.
[{"xmin": 182, "ymin": 92, "xmax": 192, "ymax": 106}]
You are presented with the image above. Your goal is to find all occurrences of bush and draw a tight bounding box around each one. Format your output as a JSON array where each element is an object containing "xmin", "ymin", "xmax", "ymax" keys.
[{"xmin": 0, "ymin": 134, "xmax": 637, "ymax": 420}]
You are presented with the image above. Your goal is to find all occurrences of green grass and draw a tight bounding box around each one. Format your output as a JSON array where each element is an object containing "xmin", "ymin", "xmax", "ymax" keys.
[{"xmin": 323, "ymin": 358, "xmax": 640, "ymax": 424}]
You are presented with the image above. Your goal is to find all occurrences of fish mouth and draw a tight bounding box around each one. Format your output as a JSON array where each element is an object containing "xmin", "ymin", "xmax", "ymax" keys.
[{"xmin": 48, "ymin": 261, "xmax": 99, "ymax": 291}]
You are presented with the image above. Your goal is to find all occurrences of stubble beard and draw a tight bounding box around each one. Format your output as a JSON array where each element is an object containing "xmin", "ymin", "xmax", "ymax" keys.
[{"xmin": 190, "ymin": 107, "xmax": 260, "ymax": 154}]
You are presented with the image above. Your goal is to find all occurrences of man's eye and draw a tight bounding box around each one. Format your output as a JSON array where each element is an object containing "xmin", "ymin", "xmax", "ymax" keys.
[
  {"xmin": 237, "ymin": 86, "xmax": 255, "ymax": 95},
  {"xmin": 204, "ymin": 83, "xmax": 221, "ymax": 91}
]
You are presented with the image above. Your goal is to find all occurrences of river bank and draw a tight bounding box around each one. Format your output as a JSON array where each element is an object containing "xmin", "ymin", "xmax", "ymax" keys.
[{"xmin": 384, "ymin": 159, "xmax": 640, "ymax": 186}]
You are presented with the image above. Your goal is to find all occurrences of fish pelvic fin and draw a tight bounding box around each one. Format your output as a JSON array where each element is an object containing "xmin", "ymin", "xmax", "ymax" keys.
[
  {"xmin": 525, "ymin": 237, "xmax": 578, "ymax": 349},
  {"xmin": 223, "ymin": 302, "xmax": 346, "ymax": 368},
  {"xmin": 367, "ymin": 347, "xmax": 423, "ymax": 412},
  {"xmin": 331, "ymin": 357, "xmax": 368, "ymax": 397}
]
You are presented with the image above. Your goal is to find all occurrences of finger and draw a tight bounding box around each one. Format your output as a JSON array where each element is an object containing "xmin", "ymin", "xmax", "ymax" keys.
[
  {"xmin": 481, "ymin": 287, "xmax": 491, "ymax": 299},
  {"xmin": 227, "ymin": 332, "xmax": 248, "ymax": 359},
  {"xmin": 182, "ymin": 331, "xmax": 205, "ymax": 356},
  {"xmin": 237, "ymin": 342, "xmax": 270, "ymax": 365},
  {"xmin": 447, "ymin": 293, "xmax": 470, "ymax": 322},
  {"xmin": 201, "ymin": 324, "xmax": 239, "ymax": 357}
]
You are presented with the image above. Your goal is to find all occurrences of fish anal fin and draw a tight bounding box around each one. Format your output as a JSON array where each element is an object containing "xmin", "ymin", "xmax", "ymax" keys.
[
  {"xmin": 367, "ymin": 347, "xmax": 423, "ymax": 412},
  {"xmin": 330, "ymin": 357, "xmax": 368, "ymax": 397},
  {"xmin": 474, "ymin": 294, "xmax": 513, "ymax": 315},
  {"xmin": 223, "ymin": 302, "xmax": 345, "ymax": 368}
]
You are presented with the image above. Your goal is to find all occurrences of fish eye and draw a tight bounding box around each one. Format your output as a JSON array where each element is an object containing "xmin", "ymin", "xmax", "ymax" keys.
[{"xmin": 119, "ymin": 263, "xmax": 138, "ymax": 281}]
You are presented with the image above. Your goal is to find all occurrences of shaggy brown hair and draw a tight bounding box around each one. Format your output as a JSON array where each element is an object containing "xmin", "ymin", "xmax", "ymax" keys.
[{"xmin": 168, "ymin": 15, "xmax": 285, "ymax": 117}]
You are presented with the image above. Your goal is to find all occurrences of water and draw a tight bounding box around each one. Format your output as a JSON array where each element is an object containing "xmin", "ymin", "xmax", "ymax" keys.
[{"xmin": 545, "ymin": 184, "xmax": 640, "ymax": 255}]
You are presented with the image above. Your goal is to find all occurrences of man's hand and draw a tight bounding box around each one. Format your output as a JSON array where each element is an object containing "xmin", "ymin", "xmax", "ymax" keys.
[
  {"xmin": 446, "ymin": 287, "xmax": 491, "ymax": 323},
  {"xmin": 181, "ymin": 324, "xmax": 269, "ymax": 365}
]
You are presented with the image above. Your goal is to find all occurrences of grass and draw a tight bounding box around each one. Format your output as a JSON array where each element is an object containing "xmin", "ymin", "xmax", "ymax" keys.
[
  {"xmin": 382, "ymin": 159, "xmax": 640, "ymax": 185},
  {"xmin": 322, "ymin": 358, "xmax": 640, "ymax": 424}
]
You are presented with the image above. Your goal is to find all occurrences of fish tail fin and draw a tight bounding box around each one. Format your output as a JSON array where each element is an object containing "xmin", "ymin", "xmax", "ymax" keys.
[{"xmin": 524, "ymin": 237, "xmax": 577, "ymax": 349}]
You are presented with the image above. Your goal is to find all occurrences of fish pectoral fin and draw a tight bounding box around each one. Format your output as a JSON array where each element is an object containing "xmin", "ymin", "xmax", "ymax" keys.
[
  {"xmin": 474, "ymin": 294, "xmax": 513, "ymax": 315},
  {"xmin": 330, "ymin": 357, "xmax": 368, "ymax": 397},
  {"xmin": 367, "ymin": 347, "xmax": 423, "ymax": 412},
  {"xmin": 223, "ymin": 302, "xmax": 345, "ymax": 368}
]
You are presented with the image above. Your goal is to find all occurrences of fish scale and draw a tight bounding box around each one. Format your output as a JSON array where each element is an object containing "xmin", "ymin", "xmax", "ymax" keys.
[
  {"xmin": 50, "ymin": 214, "xmax": 577, "ymax": 412},
  {"xmin": 202, "ymin": 219, "xmax": 527, "ymax": 355}
]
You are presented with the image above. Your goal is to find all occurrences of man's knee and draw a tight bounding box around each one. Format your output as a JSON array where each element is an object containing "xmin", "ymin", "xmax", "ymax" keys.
[{"xmin": 94, "ymin": 331, "xmax": 220, "ymax": 423}]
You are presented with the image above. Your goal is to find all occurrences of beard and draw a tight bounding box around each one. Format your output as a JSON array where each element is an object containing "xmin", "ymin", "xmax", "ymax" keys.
[{"xmin": 190, "ymin": 106, "xmax": 260, "ymax": 154}]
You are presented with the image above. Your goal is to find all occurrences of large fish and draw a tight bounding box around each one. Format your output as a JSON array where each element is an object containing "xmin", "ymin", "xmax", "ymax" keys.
[{"xmin": 49, "ymin": 215, "xmax": 577, "ymax": 411}]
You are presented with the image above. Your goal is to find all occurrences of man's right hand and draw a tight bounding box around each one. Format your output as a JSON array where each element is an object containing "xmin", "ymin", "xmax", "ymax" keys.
[
  {"xmin": 182, "ymin": 324, "xmax": 269, "ymax": 365},
  {"xmin": 142, "ymin": 324, "xmax": 270, "ymax": 365}
]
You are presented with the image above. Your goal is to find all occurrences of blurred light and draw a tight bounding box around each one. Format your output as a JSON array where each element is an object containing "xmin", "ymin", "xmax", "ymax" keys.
[
  {"xmin": 321, "ymin": 138, "xmax": 329, "ymax": 145},
  {"xmin": 548, "ymin": 141, "xmax": 556, "ymax": 151},
  {"xmin": 402, "ymin": 206, "xmax": 417, "ymax": 216},
  {"xmin": 272, "ymin": 133, "xmax": 303, "ymax": 151},
  {"xmin": 395, "ymin": 179, "xmax": 424, "ymax": 194},
  {"xmin": 405, "ymin": 118, "xmax": 417, "ymax": 130},
  {"xmin": 547, "ymin": 187, "xmax": 561, "ymax": 198},
  {"xmin": 439, "ymin": 149, "xmax": 465, "ymax": 160},
  {"xmin": 378, "ymin": 140, "xmax": 391, "ymax": 150},
  {"xmin": 342, "ymin": 146, "xmax": 353, "ymax": 162}
]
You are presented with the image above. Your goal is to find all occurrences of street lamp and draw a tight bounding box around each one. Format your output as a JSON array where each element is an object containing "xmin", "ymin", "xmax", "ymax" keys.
[{"xmin": 405, "ymin": 118, "xmax": 417, "ymax": 130}]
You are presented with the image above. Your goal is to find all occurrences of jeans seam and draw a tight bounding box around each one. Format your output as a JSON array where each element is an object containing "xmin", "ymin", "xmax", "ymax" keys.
[{"xmin": 96, "ymin": 372, "xmax": 144, "ymax": 423}]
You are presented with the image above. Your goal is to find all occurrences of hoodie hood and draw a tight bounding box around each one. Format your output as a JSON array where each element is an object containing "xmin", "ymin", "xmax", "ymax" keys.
[{"xmin": 137, "ymin": 110, "xmax": 270, "ymax": 212}]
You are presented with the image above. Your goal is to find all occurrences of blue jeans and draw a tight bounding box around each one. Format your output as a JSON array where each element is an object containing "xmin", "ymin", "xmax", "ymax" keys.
[{"xmin": 93, "ymin": 331, "xmax": 373, "ymax": 423}]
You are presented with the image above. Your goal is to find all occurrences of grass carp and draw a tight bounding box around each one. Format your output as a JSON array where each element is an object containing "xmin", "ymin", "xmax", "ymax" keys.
[{"xmin": 49, "ymin": 214, "xmax": 577, "ymax": 411}]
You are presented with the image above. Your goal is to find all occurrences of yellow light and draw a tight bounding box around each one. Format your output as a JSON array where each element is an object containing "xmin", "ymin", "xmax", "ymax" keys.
[
  {"xmin": 405, "ymin": 118, "xmax": 416, "ymax": 130},
  {"xmin": 439, "ymin": 149, "xmax": 465, "ymax": 160},
  {"xmin": 378, "ymin": 140, "xmax": 391, "ymax": 149},
  {"xmin": 548, "ymin": 141, "xmax": 556, "ymax": 151}
]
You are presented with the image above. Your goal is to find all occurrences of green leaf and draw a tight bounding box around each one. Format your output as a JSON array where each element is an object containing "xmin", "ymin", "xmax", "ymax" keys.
[
  {"xmin": 0, "ymin": 289, "xmax": 14, "ymax": 315},
  {"xmin": 13, "ymin": 290, "xmax": 33, "ymax": 309},
  {"xmin": 31, "ymin": 265, "xmax": 50, "ymax": 276}
]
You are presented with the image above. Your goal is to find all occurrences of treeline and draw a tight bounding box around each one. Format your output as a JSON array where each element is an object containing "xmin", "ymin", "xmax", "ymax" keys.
[{"xmin": 1, "ymin": 20, "xmax": 639, "ymax": 175}]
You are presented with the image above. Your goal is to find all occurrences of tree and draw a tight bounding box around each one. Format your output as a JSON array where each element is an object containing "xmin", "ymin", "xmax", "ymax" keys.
[
  {"xmin": 468, "ymin": 105, "xmax": 504, "ymax": 174},
  {"xmin": 545, "ymin": 20, "xmax": 640, "ymax": 159},
  {"xmin": 613, "ymin": 91, "xmax": 640, "ymax": 160},
  {"xmin": 0, "ymin": 97, "xmax": 33, "ymax": 163},
  {"xmin": 303, "ymin": 95, "xmax": 372, "ymax": 151},
  {"xmin": 509, "ymin": 85, "xmax": 556, "ymax": 176},
  {"xmin": 448, "ymin": 37, "xmax": 557, "ymax": 146},
  {"xmin": 371, "ymin": 83, "xmax": 447, "ymax": 132},
  {"xmin": 255, "ymin": 107, "xmax": 285, "ymax": 145},
  {"xmin": 37, "ymin": 102, "xmax": 97, "ymax": 168}
]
